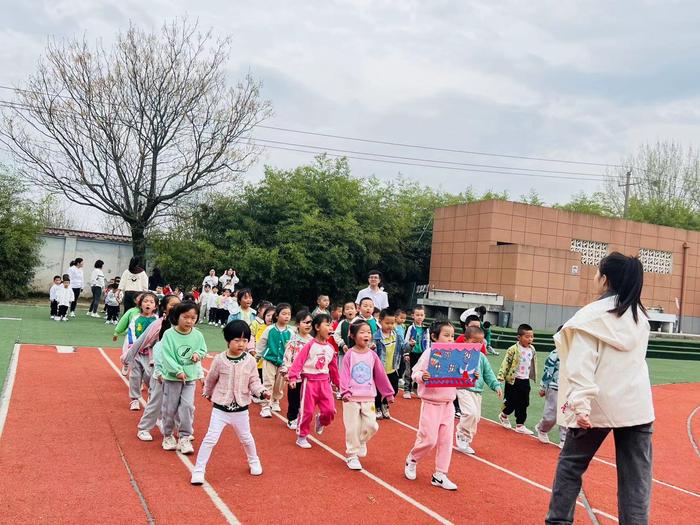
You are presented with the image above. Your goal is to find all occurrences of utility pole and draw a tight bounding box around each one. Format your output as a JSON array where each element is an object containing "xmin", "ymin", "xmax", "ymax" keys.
[{"xmin": 619, "ymin": 169, "xmax": 638, "ymax": 219}]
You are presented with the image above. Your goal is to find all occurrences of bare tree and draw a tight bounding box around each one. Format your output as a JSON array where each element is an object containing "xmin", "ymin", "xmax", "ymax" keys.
[
  {"xmin": 37, "ymin": 194, "xmax": 80, "ymax": 230},
  {"xmin": 0, "ymin": 20, "xmax": 271, "ymax": 258}
]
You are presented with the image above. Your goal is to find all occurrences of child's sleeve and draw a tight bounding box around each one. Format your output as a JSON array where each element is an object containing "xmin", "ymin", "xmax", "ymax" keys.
[
  {"xmin": 540, "ymin": 351, "xmax": 557, "ymax": 389},
  {"xmin": 497, "ymin": 346, "xmax": 514, "ymax": 382},
  {"xmin": 332, "ymin": 322, "xmax": 346, "ymax": 351},
  {"xmin": 280, "ymin": 339, "xmax": 295, "ymax": 373},
  {"xmin": 203, "ymin": 357, "xmax": 220, "ymax": 397},
  {"xmin": 287, "ymin": 341, "xmax": 312, "ymax": 383},
  {"xmin": 373, "ymin": 354, "xmax": 395, "ymax": 401},
  {"xmin": 481, "ymin": 355, "xmax": 500, "ymax": 392},
  {"xmin": 194, "ymin": 331, "xmax": 208, "ymax": 358},
  {"xmin": 255, "ymin": 325, "xmax": 270, "ymax": 355},
  {"xmin": 328, "ymin": 350, "xmax": 340, "ymax": 388},
  {"xmin": 339, "ymin": 353, "xmax": 351, "ymax": 397},
  {"xmin": 247, "ymin": 360, "xmax": 266, "ymax": 397},
  {"xmin": 113, "ymin": 310, "xmax": 132, "ymax": 336},
  {"xmin": 411, "ymin": 349, "xmax": 430, "ymax": 383}
]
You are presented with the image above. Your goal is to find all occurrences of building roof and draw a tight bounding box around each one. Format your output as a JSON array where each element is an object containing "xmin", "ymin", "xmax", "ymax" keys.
[{"xmin": 43, "ymin": 227, "xmax": 132, "ymax": 244}]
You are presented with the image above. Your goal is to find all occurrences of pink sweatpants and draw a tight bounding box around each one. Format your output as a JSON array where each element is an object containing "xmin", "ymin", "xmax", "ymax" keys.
[
  {"xmin": 298, "ymin": 375, "xmax": 336, "ymax": 438},
  {"xmin": 408, "ymin": 400, "xmax": 455, "ymax": 474}
]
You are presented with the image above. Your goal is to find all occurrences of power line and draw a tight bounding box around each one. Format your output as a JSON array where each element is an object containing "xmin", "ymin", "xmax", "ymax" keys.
[{"xmin": 0, "ymin": 83, "xmax": 626, "ymax": 171}]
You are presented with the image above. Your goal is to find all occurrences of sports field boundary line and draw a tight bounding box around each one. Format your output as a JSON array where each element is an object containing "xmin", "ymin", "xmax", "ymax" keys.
[
  {"xmin": 688, "ymin": 405, "xmax": 700, "ymax": 458},
  {"xmin": 97, "ymin": 347, "xmax": 242, "ymax": 525},
  {"xmin": 0, "ymin": 344, "xmax": 20, "ymax": 440},
  {"xmin": 388, "ymin": 414, "xmax": 619, "ymax": 523}
]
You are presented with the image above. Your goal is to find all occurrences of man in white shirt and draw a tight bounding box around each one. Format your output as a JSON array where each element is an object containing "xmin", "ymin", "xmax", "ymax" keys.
[{"xmin": 355, "ymin": 270, "xmax": 389, "ymax": 310}]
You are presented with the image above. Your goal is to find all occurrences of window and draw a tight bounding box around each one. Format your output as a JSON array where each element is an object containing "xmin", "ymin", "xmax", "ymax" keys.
[
  {"xmin": 570, "ymin": 239, "xmax": 608, "ymax": 266},
  {"xmin": 639, "ymin": 248, "xmax": 672, "ymax": 274}
]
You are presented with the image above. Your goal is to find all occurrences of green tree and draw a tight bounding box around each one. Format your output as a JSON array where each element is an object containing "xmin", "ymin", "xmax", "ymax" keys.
[
  {"xmin": 555, "ymin": 191, "xmax": 613, "ymax": 216},
  {"xmin": 0, "ymin": 166, "xmax": 44, "ymax": 300}
]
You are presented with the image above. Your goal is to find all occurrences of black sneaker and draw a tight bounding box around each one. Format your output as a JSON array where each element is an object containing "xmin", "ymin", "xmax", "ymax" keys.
[{"xmin": 454, "ymin": 410, "xmax": 462, "ymax": 419}]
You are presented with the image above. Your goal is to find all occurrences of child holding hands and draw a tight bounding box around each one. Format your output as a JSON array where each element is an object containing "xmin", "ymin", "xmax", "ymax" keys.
[
  {"xmin": 340, "ymin": 320, "xmax": 395, "ymax": 470},
  {"xmin": 191, "ymin": 321, "xmax": 270, "ymax": 485}
]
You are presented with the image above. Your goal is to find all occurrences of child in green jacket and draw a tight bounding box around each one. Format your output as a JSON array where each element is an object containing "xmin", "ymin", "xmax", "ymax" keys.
[{"xmin": 497, "ymin": 324, "xmax": 537, "ymax": 435}]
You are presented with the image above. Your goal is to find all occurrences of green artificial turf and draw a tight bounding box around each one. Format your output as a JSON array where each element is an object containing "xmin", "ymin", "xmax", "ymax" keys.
[{"xmin": 1, "ymin": 301, "xmax": 699, "ymax": 444}]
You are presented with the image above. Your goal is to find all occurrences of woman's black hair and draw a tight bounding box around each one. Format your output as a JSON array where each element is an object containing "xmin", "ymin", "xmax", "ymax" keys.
[
  {"xmin": 158, "ymin": 294, "xmax": 180, "ymax": 317},
  {"xmin": 151, "ymin": 267, "xmax": 162, "ymax": 277},
  {"xmin": 311, "ymin": 313, "xmax": 332, "ymax": 336},
  {"xmin": 272, "ymin": 303, "xmax": 292, "ymax": 323},
  {"xmin": 262, "ymin": 306, "xmax": 276, "ymax": 322},
  {"xmin": 295, "ymin": 309, "xmax": 312, "ymax": 325},
  {"xmin": 182, "ymin": 293, "xmax": 196, "ymax": 302},
  {"xmin": 348, "ymin": 319, "xmax": 371, "ymax": 343},
  {"xmin": 599, "ymin": 252, "xmax": 647, "ymax": 322},
  {"xmin": 94, "ymin": 260, "xmax": 104, "ymax": 269},
  {"xmin": 128, "ymin": 256, "xmax": 143, "ymax": 274},
  {"xmin": 237, "ymin": 288, "xmax": 253, "ymax": 303},
  {"xmin": 69, "ymin": 260, "xmax": 75, "ymax": 267},
  {"xmin": 74, "ymin": 257, "xmax": 83, "ymax": 265},
  {"xmin": 168, "ymin": 301, "xmax": 200, "ymax": 326},
  {"xmin": 223, "ymin": 320, "xmax": 252, "ymax": 342},
  {"xmin": 430, "ymin": 321, "xmax": 453, "ymax": 342}
]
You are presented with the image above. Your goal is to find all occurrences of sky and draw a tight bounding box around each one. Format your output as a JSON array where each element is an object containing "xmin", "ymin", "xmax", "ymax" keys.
[{"xmin": 1, "ymin": 0, "xmax": 700, "ymax": 230}]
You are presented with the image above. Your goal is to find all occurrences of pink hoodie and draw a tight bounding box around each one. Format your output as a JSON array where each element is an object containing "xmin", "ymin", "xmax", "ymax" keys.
[
  {"xmin": 340, "ymin": 347, "xmax": 395, "ymax": 403},
  {"xmin": 288, "ymin": 339, "xmax": 340, "ymax": 386},
  {"xmin": 411, "ymin": 349, "xmax": 457, "ymax": 404},
  {"xmin": 204, "ymin": 352, "xmax": 266, "ymax": 407}
]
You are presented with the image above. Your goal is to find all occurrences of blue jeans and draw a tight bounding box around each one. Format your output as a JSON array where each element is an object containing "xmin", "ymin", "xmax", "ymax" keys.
[{"xmin": 89, "ymin": 286, "xmax": 103, "ymax": 313}]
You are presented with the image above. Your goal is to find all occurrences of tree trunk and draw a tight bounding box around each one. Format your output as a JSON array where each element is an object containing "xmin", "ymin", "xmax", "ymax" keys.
[{"xmin": 131, "ymin": 223, "xmax": 147, "ymax": 261}]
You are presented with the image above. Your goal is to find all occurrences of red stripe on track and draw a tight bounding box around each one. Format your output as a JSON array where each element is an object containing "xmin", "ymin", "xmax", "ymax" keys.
[{"xmin": 100, "ymin": 348, "xmax": 440, "ymax": 524}]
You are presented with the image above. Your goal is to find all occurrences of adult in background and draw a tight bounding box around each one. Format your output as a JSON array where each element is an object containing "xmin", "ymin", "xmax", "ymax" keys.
[
  {"xmin": 202, "ymin": 269, "xmax": 218, "ymax": 290},
  {"xmin": 88, "ymin": 260, "xmax": 106, "ymax": 317},
  {"xmin": 219, "ymin": 268, "xmax": 239, "ymax": 291},
  {"xmin": 149, "ymin": 267, "xmax": 165, "ymax": 291},
  {"xmin": 118, "ymin": 256, "xmax": 149, "ymax": 313},
  {"xmin": 546, "ymin": 252, "xmax": 654, "ymax": 525},
  {"xmin": 355, "ymin": 270, "xmax": 389, "ymax": 310},
  {"xmin": 67, "ymin": 258, "xmax": 84, "ymax": 317}
]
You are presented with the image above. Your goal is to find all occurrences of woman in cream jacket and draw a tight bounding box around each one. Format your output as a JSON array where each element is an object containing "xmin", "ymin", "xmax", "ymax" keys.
[{"xmin": 546, "ymin": 252, "xmax": 654, "ymax": 525}]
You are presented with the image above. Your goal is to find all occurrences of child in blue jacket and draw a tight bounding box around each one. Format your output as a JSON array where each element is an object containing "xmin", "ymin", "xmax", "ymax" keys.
[{"xmin": 373, "ymin": 308, "xmax": 413, "ymax": 419}]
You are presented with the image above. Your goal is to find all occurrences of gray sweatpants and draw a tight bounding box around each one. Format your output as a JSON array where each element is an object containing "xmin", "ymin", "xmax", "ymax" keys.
[
  {"xmin": 546, "ymin": 423, "xmax": 653, "ymax": 525},
  {"xmin": 162, "ymin": 380, "xmax": 196, "ymax": 438},
  {"xmin": 129, "ymin": 352, "xmax": 152, "ymax": 400},
  {"xmin": 537, "ymin": 388, "xmax": 567, "ymax": 443}
]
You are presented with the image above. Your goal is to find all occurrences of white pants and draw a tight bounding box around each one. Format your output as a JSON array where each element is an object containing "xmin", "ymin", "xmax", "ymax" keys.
[
  {"xmin": 193, "ymin": 408, "xmax": 259, "ymax": 475},
  {"xmin": 456, "ymin": 390, "xmax": 481, "ymax": 444},
  {"xmin": 343, "ymin": 400, "xmax": 378, "ymax": 458}
]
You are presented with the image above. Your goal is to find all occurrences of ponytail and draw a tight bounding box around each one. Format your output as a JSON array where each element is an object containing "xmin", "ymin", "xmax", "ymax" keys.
[{"xmin": 599, "ymin": 252, "xmax": 647, "ymax": 323}]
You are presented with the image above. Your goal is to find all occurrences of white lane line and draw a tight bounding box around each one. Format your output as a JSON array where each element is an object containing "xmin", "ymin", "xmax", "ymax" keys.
[
  {"xmin": 687, "ymin": 406, "xmax": 700, "ymax": 459},
  {"xmin": 0, "ymin": 317, "xmax": 21, "ymax": 321},
  {"xmin": 0, "ymin": 344, "xmax": 20, "ymax": 440},
  {"xmin": 270, "ymin": 411, "xmax": 454, "ymax": 525},
  {"xmin": 56, "ymin": 346, "xmax": 75, "ymax": 353},
  {"xmin": 98, "ymin": 347, "xmax": 241, "ymax": 525},
  {"xmin": 388, "ymin": 415, "xmax": 618, "ymax": 523}
]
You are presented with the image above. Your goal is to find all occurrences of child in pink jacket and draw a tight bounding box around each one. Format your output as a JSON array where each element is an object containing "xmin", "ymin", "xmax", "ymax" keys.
[
  {"xmin": 404, "ymin": 321, "xmax": 459, "ymax": 491},
  {"xmin": 191, "ymin": 321, "xmax": 270, "ymax": 485},
  {"xmin": 288, "ymin": 313, "xmax": 340, "ymax": 449},
  {"xmin": 340, "ymin": 320, "xmax": 395, "ymax": 470}
]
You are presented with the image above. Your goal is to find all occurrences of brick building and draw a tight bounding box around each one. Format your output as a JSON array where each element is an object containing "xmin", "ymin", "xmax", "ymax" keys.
[{"xmin": 428, "ymin": 200, "xmax": 698, "ymax": 332}]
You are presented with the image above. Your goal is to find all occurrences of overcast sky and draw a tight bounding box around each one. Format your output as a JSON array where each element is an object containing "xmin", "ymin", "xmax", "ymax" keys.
[{"xmin": 2, "ymin": 0, "xmax": 700, "ymax": 228}]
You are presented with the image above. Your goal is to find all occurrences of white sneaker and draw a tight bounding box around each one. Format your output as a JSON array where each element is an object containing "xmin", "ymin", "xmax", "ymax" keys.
[
  {"xmin": 403, "ymin": 391, "xmax": 412, "ymax": 399},
  {"xmin": 260, "ymin": 407, "xmax": 272, "ymax": 418},
  {"xmin": 156, "ymin": 419, "xmax": 164, "ymax": 435},
  {"xmin": 296, "ymin": 437, "xmax": 312, "ymax": 449},
  {"xmin": 130, "ymin": 399, "xmax": 140, "ymax": 411},
  {"xmin": 190, "ymin": 470, "xmax": 205, "ymax": 485},
  {"xmin": 249, "ymin": 460, "xmax": 263, "ymax": 476},
  {"xmin": 381, "ymin": 406, "xmax": 390, "ymax": 419},
  {"xmin": 347, "ymin": 457, "xmax": 362, "ymax": 470},
  {"xmin": 465, "ymin": 445, "xmax": 476, "ymax": 454},
  {"xmin": 314, "ymin": 413, "xmax": 324, "ymax": 435},
  {"xmin": 70, "ymin": 312, "xmax": 76, "ymax": 317},
  {"xmin": 455, "ymin": 433, "xmax": 469, "ymax": 452},
  {"xmin": 515, "ymin": 425, "xmax": 534, "ymax": 435},
  {"xmin": 271, "ymin": 401, "xmax": 281, "ymax": 412},
  {"xmin": 61, "ymin": 317, "xmax": 68, "ymax": 322},
  {"xmin": 404, "ymin": 457, "xmax": 417, "ymax": 480},
  {"xmin": 105, "ymin": 320, "xmax": 111, "ymax": 325},
  {"xmin": 535, "ymin": 423, "xmax": 551, "ymax": 443},
  {"xmin": 499, "ymin": 413, "xmax": 512, "ymax": 429},
  {"xmin": 358, "ymin": 443, "xmax": 367, "ymax": 458},
  {"xmin": 431, "ymin": 472, "xmax": 458, "ymax": 491},
  {"xmin": 137, "ymin": 430, "xmax": 153, "ymax": 441},
  {"xmin": 287, "ymin": 419, "xmax": 298, "ymax": 430},
  {"xmin": 335, "ymin": 391, "xmax": 342, "ymax": 400},
  {"xmin": 188, "ymin": 434, "xmax": 195, "ymax": 442},
  {"xmin": 53, "ymin": 317, "xmax": 60, "ymax": 322},
  {"xmin": 252, "ymin": 397, "xmax": 264, "ymax": 404},
  {"xmin": 178, "ymin": 436, "xmax": 194, "ymax": 454},
  {"xmin": 162, "ymin": 435, "xmax": 177, "ymax": 451}
]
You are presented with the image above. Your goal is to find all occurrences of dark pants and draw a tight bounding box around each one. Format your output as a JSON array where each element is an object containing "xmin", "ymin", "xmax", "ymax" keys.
[
  {"xmin": 106, "ymin": 305, "xmax": 120, "ymax": 322},
  {"xmin": 209, "ymin": 307, "xmax": 219, "ymax": 323},
  {"xmin": 503, "ymin": 378, "xmax": 530, "ymax": 424},
  {"xmin": 50, "ymin": 300, "xmax": 58, "ymax": 317},
  {"xmin": 376, "ymin": 371, "xmax": 399, "ymax": 409},
  {"xmin": 89, "ymin": 286, "xmax": 103, "ymax": 313},
  {"xmin": 403, "ymin": 352, "xmax": 421, "ymax": 393},
  {"xmin": 70, "ymin": 288, "xmax": 81, "ymax": 312},
  {"xmin": 122, "ymin": 291, "xmax": 138, "ymax": 314},
  {"xmin": 217, "ymin": 308, "xmax": 229, "ymax": 325},
  {"xmin": 58, "ymin": 305, "xmax": 69, "ymax": 318},
  {"xmin": 546, "ymin": 423, "xmax": 653, "ymax": 525},
  {"xmin": 287, "ymin": 384, "xmax": 301, "ymax": 422}
]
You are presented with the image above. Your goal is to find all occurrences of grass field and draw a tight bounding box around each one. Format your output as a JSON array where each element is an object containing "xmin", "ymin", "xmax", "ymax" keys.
[{"xmin": 2, "ymin": 301, "xmax": 699, "ymax": 445}]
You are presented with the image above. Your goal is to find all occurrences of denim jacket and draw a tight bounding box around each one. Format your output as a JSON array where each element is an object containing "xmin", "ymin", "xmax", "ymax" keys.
[{"xmin": 372, "ymin": 328, "xmax": 409, "ymax": 372}]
